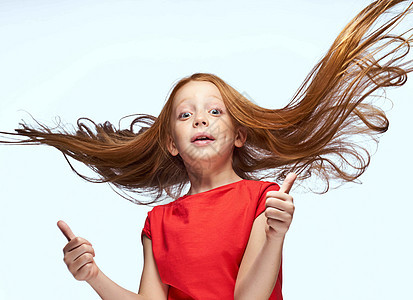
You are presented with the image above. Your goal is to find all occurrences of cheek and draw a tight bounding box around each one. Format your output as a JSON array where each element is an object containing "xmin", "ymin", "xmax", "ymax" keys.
[
  {"xmin": 170, "ymin": 130, "xmax": 188, "ymax": 149},
  {"xmin": 171, "ymin": 134, "xmax": 181, "ymax": 148},
  {"xmin": 215, "ymin": 121, "xmax": 237, "ymax": 141},
  {"xmin": 211, "ymin": 118, "xmax": 231, "ymax": 133}
]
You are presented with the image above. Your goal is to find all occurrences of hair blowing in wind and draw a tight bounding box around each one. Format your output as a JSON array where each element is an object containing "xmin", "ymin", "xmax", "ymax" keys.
[{"xmin": 1, "ymin": 0, "xmax": 412, "ymax": 204}]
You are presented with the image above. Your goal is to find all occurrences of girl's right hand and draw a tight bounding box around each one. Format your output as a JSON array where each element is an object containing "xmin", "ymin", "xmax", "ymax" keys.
[{"xmin": 57, "ymin": 220, "xmax": 99, "ymax": 282}]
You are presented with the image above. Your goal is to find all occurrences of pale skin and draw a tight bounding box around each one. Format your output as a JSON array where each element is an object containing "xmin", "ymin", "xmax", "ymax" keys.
[{"xmin": 57, "ymin": 81, "xmax": 296, "ymax": 299}]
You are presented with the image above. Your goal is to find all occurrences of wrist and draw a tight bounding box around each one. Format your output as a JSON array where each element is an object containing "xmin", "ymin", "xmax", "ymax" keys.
[
  {"xmin": 265, "ymin": 234, "xmax": 285, "ymax": 245},
  {"xmin": 265, "ymin": 227, "xmax": 286, "ymax": 243},
  {"xmin": 86, "ymin": 266, "xmax": 103, "ymax": 287}
]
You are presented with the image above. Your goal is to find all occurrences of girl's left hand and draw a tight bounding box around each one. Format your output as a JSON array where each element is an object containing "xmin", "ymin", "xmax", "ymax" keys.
[{"xmin": 264, "ymin": 172, "xmax": 297, "ymax": 240}]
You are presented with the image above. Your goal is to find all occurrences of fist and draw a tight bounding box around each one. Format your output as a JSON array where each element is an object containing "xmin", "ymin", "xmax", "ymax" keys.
[
  {"xmin": 264, "ymin": 173, "xmax": 296, "ymax": 239},
  {"xmin": 57, "ymin": 220, "xmax": 99, "ymax": 282}
]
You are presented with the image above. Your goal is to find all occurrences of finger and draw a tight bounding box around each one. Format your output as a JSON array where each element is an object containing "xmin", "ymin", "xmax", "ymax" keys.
[
  {"xmin": 57, "ymin": 220, "xmax": 76, "ymax": 241},
  {"xmin": 266, "ymin": 197, "xmax": 294, "ymax": 212},
  {"xmin": 265, "ymin": 207, "xmax": 292, "ymax": 222},
  {"xmin": 64, "ymin": 243, "xmax": 95, "ymax": 263},
  {"xmin": 265, "ymin": 191, "xmax": 293, "ymax": 202},
  {"xmin": 71, "ymin": 253, "xmax": 94, "ymax": 274},
  {"xmin": 76, "ymin": 262, "xmax": 95, "ymax": 281},
  {"xmin": 63, "ymin": 237, "xmax": 93, "ymax": 253},
  {"xmin": 279, "ymin": 172, "xmax": 297, "ymax": 194}
]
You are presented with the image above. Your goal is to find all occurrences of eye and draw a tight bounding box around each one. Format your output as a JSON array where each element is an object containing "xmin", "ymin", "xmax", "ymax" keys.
[
  {"xmin": 179, "ymin": 112, "xmax": 192, "ymax": 119},
  {"xmin": 210, "ymin": 108, "xmax": 222, "ymax": 115}
]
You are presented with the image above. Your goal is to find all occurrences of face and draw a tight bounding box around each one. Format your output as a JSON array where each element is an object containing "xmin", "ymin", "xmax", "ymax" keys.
[{"xmin": 167, "ymin": 80, "xmax": 247, "ymax": 171}]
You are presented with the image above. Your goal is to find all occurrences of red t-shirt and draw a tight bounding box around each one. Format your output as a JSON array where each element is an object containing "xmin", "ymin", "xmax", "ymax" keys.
[{"xmin": 141, "ymin": 179, "xmax": 283, "ymax": 299}]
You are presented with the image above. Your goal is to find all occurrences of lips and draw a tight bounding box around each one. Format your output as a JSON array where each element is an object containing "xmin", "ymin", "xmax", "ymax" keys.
[{"xmin": 191, "ymin": 132, "xmax": 215, "ymax": 143}]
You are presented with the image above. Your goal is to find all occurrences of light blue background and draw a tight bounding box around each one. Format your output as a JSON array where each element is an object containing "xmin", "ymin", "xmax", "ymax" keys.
[{"xmin": 0, "ymin": 1, "xmax": 412, "ymax": 299}]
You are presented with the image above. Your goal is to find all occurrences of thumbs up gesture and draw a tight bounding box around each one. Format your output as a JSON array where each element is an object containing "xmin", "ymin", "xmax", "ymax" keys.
[
  {"xmin": 57, "ymin": 220, "xmax": 99, "ymax": 282},
  {"xmin": 264, "ymin": 173, "xmax": 297, "ymax": 240}
]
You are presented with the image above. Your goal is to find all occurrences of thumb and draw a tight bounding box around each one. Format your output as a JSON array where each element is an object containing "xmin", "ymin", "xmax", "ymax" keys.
[
  {"xmin": 57, "ymin": 220, "xmax": 76, "ymax": 241},
  {"xmin": 279, "ymin": 172, "xmax": 297, "ymax": 194}
]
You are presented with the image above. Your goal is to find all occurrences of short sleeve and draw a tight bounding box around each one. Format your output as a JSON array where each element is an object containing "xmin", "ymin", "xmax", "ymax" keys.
[
  {"xmin": 255, "ymin": 182, "xmax": 280, "ymax": 219},
  {"xmin": 141, "ymin": 211, "xmax": 152, "ymax": 242}
]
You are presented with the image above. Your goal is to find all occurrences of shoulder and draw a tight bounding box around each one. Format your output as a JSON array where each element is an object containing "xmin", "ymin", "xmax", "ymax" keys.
[
  {"xmin": 144, "ymin": 196, "xmax": 185, "ymax": 217},
  {"xmin": 242, "ymin": 179, "xmax": 280, "ymax": 194},
  {"xmin": 240, "ymin": 180, "xmax": 280, "ymax": 218}
]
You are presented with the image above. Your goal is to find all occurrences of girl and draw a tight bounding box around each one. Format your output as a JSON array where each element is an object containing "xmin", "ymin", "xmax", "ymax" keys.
[
  {"xmin": 57, "ymin": 77, "xmax": 298, "ymax": 299},
  {"xmin": 1, "ymin": 0, "xmax": 412, "ymax": 299}
]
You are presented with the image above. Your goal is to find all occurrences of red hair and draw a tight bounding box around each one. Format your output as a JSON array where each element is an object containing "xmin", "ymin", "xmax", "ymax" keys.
[{"xmin": 1, "ymin": 0, "xmax": 412, "ymax": 204}]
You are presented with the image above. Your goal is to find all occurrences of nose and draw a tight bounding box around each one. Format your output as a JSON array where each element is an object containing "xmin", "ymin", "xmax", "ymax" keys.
[{"xmin": 193, "ymin": 113, "xmax": 209, "ymax": 127}]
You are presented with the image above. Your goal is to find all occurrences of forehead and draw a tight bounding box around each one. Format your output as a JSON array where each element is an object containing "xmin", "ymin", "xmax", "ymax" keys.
[{"xmin": 173, "ymin": 81, "xmax": 223, "ymax": 107}]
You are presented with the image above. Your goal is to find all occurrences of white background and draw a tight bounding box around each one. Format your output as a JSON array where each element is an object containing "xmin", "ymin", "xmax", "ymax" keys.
[{"xmin": 0, "ymin": 0, "xmax": 412, "ymax": 299}]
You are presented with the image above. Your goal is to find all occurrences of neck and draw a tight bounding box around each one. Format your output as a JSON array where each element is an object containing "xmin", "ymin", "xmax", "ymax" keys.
[{"xmin": 185, "ymin": 168, "xmax": 243, "ymax": 196}]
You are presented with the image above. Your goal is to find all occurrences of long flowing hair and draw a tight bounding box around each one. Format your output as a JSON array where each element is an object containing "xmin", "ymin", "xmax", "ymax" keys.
[{"xmin": 1, "ymin": 0, "xmax": 413, "ymax": 204}]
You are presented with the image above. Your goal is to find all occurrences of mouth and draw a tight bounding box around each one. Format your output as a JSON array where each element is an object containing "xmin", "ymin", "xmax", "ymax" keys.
[{"xmin": 191, "ymin": 132, "xmax": 216, "ymax": 144}]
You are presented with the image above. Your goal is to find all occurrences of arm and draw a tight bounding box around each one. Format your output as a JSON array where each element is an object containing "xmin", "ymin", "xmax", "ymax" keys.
[
  {"xmin": 233, "ymin": 213, "xmax": 284, "ymax": 300},
  {"xmin": 57, "ymin": 221, "xmax": 168, "ymax": 300},
  {"xmin": 87, "ymin": 236, "xmax": 168, "ymax": 300},
  {"xmin": 138, "ymin": 235, "xmax": 169, "ymax": 298},
  {"xmin": 234, "ymin": 173, "xmax": 296, "ymax": 300},
  {"xmin": 87, "ymin": 268, "xmax": 145, "ymax": 300}
]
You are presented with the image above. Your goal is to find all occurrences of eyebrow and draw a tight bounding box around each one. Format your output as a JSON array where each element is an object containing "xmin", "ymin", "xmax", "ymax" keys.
[{"xmin": 176, "ymin": 95, "xmax": 223, "ymax": 106}]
